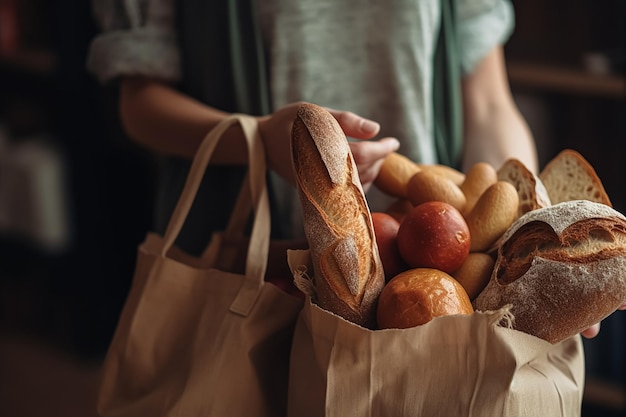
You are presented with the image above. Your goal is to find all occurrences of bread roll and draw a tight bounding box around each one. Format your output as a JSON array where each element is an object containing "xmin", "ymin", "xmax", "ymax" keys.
[
  {"xmin": 374, "ymin": 152, "xmax": 421, "ymax": 198},
  {"xmin": 418, "ymin": 164, "xmax": 466, "ymax": 186},
  {"xmin": 473, "ymin": 200, "xmax": 626, "ymax": 344},
  {"xmin": 377, "ymin": 268, "xmax": 473, "ymax": 329},
  {"xmin": 406, "ymin": 170, "xmax": 467, "ymax": 213},
  {"xmin": 466, "ymin": 181, "xmax": 519, "ymax": 253},
  {"xmin": 452, "ymin": 252, "xmax": 495, "ymax": 301},
  {"xmin": 291, "ymin": 103, "xmax": 385, "ymax": 328},
  {"xmin": 460, "ymin": 162, "xmax": 498, "ymax": 217}
]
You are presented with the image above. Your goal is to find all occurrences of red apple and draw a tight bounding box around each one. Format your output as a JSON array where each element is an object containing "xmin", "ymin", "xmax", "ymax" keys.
[
  {"xmin": 396, "ymin": 201, "xmax": 470, "ymax": 274},
  {"xmin": 371, "ymin": 212, "xmax": 409, "ymax": 281}
]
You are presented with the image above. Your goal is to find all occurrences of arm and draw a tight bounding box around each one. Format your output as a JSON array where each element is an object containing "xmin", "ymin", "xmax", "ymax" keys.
[
  {"xmin": 118, "ymin": 77, "xmax": 398, "ymax": 186},
  {"xmin": 461, "ymin": 46, "xmax": 538, "ymax": 173},
  {"xmin": 119, "ymin": 76, "xmax": 240, "ymax": 160}
]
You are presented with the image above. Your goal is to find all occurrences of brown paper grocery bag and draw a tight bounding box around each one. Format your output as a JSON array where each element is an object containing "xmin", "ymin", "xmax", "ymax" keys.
[
  {"xmin": 96, "ymin": 115, "xmax": 303, "ymax": 417},
  {"xmin": 287, "ymin": 249, "xmax": 585, "ymax": 417}
]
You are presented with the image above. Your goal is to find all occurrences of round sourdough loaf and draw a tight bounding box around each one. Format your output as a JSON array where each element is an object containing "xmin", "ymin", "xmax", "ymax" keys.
[{"xmin": 473, "ymin": 200, "xmax": 626, "ymax": 344}]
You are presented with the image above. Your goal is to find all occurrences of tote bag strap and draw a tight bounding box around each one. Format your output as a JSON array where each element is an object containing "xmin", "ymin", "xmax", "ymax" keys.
[
  {"xmin": 223, "ymin": 174, "xmax": 253, "ymax": 239},
  {"xmin": 196, "ymin": 174, "xmax": 252, "ymax": 273},
  {"xmin": 161, "ymin": 115, "xmax": 270, "ymax": 316}
]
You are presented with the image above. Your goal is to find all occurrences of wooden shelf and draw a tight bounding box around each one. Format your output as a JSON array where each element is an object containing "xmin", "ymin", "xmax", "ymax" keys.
[{"xmin": 507, "ymin": 61, "xmax": 625, "ymax": 99}]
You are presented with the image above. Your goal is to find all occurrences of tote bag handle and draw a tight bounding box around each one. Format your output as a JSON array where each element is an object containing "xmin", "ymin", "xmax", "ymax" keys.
[{"xmin": 161, "ymin": 115, "xmax": 270, "ymax": 316}]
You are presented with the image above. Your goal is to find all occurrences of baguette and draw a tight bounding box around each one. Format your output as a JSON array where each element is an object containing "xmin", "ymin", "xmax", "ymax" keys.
[
  {"xmin": 291, "ymin": 103, "xmax": 385, "ymax": 328},
  {"xmin": 473, "ymin": 200, "xmax": 626, "ymax": 344}
]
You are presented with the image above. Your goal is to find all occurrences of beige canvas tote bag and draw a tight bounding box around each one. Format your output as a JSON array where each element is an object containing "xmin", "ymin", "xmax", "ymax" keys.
[{"xmin": 97, "ymin": 115, "xmax": 303, "ymax": 417}]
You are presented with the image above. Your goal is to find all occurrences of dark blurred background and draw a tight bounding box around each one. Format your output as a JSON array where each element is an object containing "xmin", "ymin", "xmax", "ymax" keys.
[{"xmin": 0, "ymin": 1, "xmax": 624, "ymax": 416}]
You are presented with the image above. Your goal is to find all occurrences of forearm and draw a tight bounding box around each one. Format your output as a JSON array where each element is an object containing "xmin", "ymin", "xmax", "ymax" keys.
[
  {"xmin": 119, "ymin": 77, "xmax": 248, "ymax": 164},
  {"xmin": 118, "ymin": 78, "xmax": 399, "ymax": 187},
  {"xmin": 460, "ymin": 46, "xmax": 538, "ymax": 173},
  {"xmin": 462, "ymin": 103, "xmax": 537, "ymax": 173}
]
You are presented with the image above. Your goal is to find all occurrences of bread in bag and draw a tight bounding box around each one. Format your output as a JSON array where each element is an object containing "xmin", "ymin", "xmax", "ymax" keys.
[
  {"xmin": 497, "ymin": 158, "xmax": 552, "ymax": 217},
  {"xmin": 539, "ymin": 149, "xmax": 611, "ymax": 207},
  {"xmin": 473, "ymin": 200, "xmax": 626, "ymax": 344},
  {"xmin": 374, "ymin": 152, "xmax": 421, "ymax": 199},
  {"xmin": 291, "ymin": 103, "xmax": 385, "ymax": 328},
  {"xmin": 377, "ymin": 268, "xmax": 473, "ymax": 329}
]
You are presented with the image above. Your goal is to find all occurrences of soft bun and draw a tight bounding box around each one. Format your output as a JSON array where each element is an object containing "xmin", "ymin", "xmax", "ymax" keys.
[
  {"xmin": 374, "ymin": 152, "xmax": 421, "ymax": 199},
  {"xmin": 377, "ymin": 268, "xmax": 473, "ymax": 329},
  {"xmin": 473, "ymin": 200, "xmax": 626, "ymax": 344}
]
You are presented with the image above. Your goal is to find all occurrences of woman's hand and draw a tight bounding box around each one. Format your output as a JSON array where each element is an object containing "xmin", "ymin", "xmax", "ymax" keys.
[
  {"xmin": 348, "ymin": 137, "xmax": 399, "ymax": 192},
  {"xmin": 258, "ymin": 102, "xmax": 399, "ymax": 189},
  {"xmin": 581, "ymin": 302, "xmax": 626, "ymax": 339}
]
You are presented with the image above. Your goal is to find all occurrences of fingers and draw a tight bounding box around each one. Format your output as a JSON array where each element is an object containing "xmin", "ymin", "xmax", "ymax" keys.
[
  {"xmin": 582, "ymin": 306, "xmax": 626, "ymax": 339},
  {"xmin": 350, "ymin": 137, "xmax": 400, "ymax": 189},
  {"xmin": 327, "ymin": 108, "xmax": 381, "ymax": 139},
  {"xmin": 350, "ymin": 137, "xmax": 400, "ymax": 165},
  {"xmin": 581, "ymin": 323, "xmax": 601, "ymax": 339},
  {"xmin": 325, "ymin": 106, "xmax": 400, "ymax": 187}
]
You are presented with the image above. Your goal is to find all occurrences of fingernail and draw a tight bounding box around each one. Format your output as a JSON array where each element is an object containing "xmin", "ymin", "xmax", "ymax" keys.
[{"xmin": 360, "ymin": 119, "xmax": 380, "ymax": 134}]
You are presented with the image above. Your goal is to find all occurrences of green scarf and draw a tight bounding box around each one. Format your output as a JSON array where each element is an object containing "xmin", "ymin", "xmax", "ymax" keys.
[
  {"xmin": 176, "ymin": 0, "xmax": 271, "ymax": 115},
  {"xmin": 433, "ymin": 0, "xmax": 464, "ymax": 169}
]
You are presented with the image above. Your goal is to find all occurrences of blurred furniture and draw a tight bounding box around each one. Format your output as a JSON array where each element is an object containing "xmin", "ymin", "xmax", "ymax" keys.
[
  {"xmin": 506, "ymin": 1, "xmax": 626, "ymax": 415},
  {"xmin": 0, "ymin": 0, "xmax": 156, "ymax": 358}
]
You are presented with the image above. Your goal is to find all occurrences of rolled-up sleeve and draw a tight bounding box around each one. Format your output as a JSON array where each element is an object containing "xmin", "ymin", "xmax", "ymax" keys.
[
  {"xmin": 457, "ymin": 0, "xmax": 515, "ymax": 75},
  {"xmin": 87, "ymin": 0, "xmax": 181, "ymax": 83}
]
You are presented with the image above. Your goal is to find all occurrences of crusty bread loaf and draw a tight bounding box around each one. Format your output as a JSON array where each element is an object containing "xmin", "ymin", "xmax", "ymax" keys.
[
  {"xmin": 539, "ymin": 149, "xmax": 611, "ymax": 207},
  {"xmin": 497, "ymin": 158, "xmax": 551, "ymax": 217},
  {"xmin": 473, "ymin": 200, "xmax": 626, "ymax": 344},
  {"xmin": 291, "ymin": 103, "xmax": 385, "ymax": 328}
]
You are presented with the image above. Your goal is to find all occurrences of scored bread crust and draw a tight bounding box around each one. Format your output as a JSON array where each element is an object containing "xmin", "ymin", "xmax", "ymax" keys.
[
  {"xmin": 473, "ymin": 200, "xmax": 626, "ymax": 344},
  {"xmin": 291, "ymin": 103, "xmax": 385, "ymax": 328}
]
